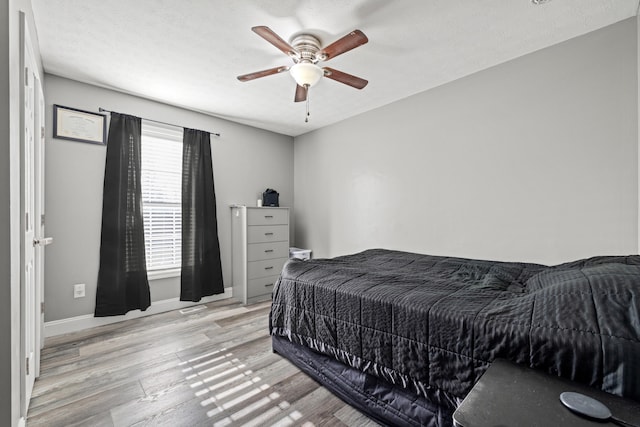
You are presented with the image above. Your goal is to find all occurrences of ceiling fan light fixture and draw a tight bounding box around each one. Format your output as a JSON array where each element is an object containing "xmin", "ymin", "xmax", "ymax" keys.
[{"xmin": 290, "ymin": 62, "xmax": 323, "ymax": 88}]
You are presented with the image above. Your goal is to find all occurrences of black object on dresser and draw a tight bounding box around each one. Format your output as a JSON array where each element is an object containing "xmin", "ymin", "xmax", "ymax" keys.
[{"xmin": 262, "ymin": 188, "xmax": 279, "ymax": 207}]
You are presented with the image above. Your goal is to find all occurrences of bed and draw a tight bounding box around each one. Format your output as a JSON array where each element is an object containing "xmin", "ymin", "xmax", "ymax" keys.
[{"xmin": 269, "ymin": 249, "xmax": 640, "ymax": 426}]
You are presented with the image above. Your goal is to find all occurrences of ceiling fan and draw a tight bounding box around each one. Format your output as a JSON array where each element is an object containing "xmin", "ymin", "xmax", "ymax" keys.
[{"xmin": 237, "ymin": 26, "xmax": 369, "ymax": 106}]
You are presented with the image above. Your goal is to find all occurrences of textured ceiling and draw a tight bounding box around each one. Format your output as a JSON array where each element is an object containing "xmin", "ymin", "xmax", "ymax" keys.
[{"xmin": 31, "ymin": 0, "xmax": 639, "ymax": 137}]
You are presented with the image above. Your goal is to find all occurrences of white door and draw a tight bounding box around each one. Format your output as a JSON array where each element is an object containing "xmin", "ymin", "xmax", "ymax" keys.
[
  {"xmin": 20, "ymin": 24, "xmax": 36, "ymax": 415},
  {"xmin": 20, "ymin": 12, "xmax": 47, "ymax": 419}
]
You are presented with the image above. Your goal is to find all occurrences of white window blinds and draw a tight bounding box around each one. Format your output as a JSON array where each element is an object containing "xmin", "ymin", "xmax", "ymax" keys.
[{"xmin": 141, "ymin": 121, "xmax": 183, "ymax": 272}]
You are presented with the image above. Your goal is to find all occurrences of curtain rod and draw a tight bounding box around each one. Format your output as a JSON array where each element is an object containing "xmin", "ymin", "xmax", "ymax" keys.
[{"xmin": 98, "ymin": 107, "xmax": 221, "ymax": 137}]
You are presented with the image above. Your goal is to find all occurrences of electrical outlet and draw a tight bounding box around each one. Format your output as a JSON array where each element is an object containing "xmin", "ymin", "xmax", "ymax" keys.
[{"xmin": 73, "ymin": 283, "xmax": 85, "ymax": 299}]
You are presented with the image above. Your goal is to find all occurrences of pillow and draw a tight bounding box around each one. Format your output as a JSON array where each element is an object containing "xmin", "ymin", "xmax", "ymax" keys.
[
  {"xmin": 550, "ymin": 255, "xmax": 640, "ymax": 270},
  {"xmin": 525, "ymin": 262, "xmax": 640, "ymax": 292}
]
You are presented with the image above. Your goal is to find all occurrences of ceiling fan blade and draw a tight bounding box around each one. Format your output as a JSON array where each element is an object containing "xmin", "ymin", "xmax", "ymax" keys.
[
  {"xmin": 237, "ymin": 66, "xmax": 289, "ymax": 82},
  {"xmin": 252, "ymin": 26, "xmax": 297, "ymax": 57},
  {"xmin": 323, "ymin": 67, "xmax": 368, "ymax": 89},
  {"xmin": 294, "ymin": 84, "xmax": 308, "ymax": 102},
  {"xmin": 320, "ymin": 30, "xmax": 368, "ymax": 61}
]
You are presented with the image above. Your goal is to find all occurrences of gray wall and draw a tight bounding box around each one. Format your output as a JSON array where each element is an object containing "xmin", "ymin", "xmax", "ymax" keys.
[
  {"xmin": 44, "ymin": 75, "xmax": 294, "ymax": 322},
  {"xmin": 2, "ymin": 1, "xmax": 44, "ymax": 424},
  {"xmin": 294, "ymin": 18, "xmax": 639, "ymax": 265}
]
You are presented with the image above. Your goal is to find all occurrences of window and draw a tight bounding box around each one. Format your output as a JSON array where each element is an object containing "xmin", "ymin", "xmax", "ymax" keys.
[{"xmin": 141, "ymin": 121, "xmax": 183, "ymax": 276}]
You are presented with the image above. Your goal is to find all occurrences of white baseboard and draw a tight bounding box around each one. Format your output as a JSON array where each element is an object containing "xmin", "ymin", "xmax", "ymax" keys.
[{"xmin": 44, "ymin": 287, "xmax": 233, "ymax": 337}]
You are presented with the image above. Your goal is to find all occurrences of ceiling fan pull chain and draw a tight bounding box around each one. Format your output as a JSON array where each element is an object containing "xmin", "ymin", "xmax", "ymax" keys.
[{"xmin": 305, "ymin": 85, "xmax": 310, "ymax": 123}]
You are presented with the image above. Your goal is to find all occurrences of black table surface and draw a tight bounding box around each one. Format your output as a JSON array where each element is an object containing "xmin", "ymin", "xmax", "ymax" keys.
[{"xmin": 453, "ymin": 359, "xmax": 640, "ymax": 427}]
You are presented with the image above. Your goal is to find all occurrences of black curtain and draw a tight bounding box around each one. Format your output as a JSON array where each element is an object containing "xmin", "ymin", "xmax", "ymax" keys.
[
  {"xmin": 95, "ymin": 113, "xmax": 150, "ymax": 316},
  {"xmin": 180, "ymin": 128, "xmax": 224, "ymax": 301}
]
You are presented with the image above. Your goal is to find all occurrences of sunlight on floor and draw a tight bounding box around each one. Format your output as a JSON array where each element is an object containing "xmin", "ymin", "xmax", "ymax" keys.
[{"xmin": 182, "ymin": 347, "xmax": 314, "ymax": 426}]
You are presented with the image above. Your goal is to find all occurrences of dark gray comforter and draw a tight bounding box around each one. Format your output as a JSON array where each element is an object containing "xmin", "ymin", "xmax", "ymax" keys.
[{"xmin": 269, "ymin": 249, "xmax": 640, "ymax": 405}]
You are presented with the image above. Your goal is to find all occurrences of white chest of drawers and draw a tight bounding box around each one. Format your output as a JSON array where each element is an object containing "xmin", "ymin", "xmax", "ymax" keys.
[{"xmin": 231, "ymin": 206, "xmax": 290, "ymax": 304}]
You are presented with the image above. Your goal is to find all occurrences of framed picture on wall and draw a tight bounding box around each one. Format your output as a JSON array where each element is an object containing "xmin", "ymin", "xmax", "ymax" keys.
[{"xmin": 53, "ymin": 104, "xmax": 107, "ymax": 145}]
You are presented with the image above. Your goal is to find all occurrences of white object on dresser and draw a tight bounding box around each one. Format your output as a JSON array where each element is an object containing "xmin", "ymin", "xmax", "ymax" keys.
[
  {"xmin": 231, "ymin": 206, "xmax": 290, "ymax": 304},
  {"xmin": 289, "ymin": 247, "xmax": 312, "ymax": 260}
]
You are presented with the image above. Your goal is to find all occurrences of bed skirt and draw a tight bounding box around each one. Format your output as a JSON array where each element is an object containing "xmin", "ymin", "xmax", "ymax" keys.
[{"xmin": 272, "ymin": 335, "xmax": 458, "ymax": 427}]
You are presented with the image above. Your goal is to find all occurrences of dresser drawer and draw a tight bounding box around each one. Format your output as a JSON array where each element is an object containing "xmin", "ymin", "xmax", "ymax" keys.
[
  {"xmin": 247, "ymin": 208, "xmax": 288, "ymax": 226},
  {"xmin": 247, "ymin": 275, "xmax": 280, "ymax": 298},
  {"xmin": 247, "ymin": 241, "xmax": 289, "ymax": 261},
  {"xmin": 247, "ymin": 225, "xmax": 289, "ymax": 244},
  {"xmin": 247, "ymin": 257, "xmax": 287, "ymax": 279}
]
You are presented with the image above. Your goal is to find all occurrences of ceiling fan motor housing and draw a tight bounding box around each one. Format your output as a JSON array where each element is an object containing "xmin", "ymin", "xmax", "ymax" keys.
[{"xmin": 290, "ymin": 34, "xmax": 323, "ymax": 63}]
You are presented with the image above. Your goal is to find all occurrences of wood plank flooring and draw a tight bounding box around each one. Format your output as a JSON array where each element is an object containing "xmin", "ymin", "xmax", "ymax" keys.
[{"xmin": 28, "ymin": 299, "xmax": 380, "ymax": 427}]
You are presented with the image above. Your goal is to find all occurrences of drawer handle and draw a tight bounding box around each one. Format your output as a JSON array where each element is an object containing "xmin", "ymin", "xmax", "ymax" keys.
[
  {"xmin": 265, "ymin": 266, "xmax": 274, "ymax": 270},
  {"xmin": 265, "ymin": 283, "xmax": 274, "ymax": 287},
  {"xmin": 264, "ymin": 249, "xmax": 274, "ymax": 253},
  {"xmin": 265, "ymin": 232, "xmax": 274, "ymax": 236},
  {"xmin": 264, "ymin": 215, "xmax": 274, "ymax": 218}
]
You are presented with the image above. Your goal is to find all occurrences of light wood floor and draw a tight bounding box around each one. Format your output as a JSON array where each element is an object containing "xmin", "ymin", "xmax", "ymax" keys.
[{"xmin": 28, "ymin": 299, "xmax": 379, "ymax": 427}]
